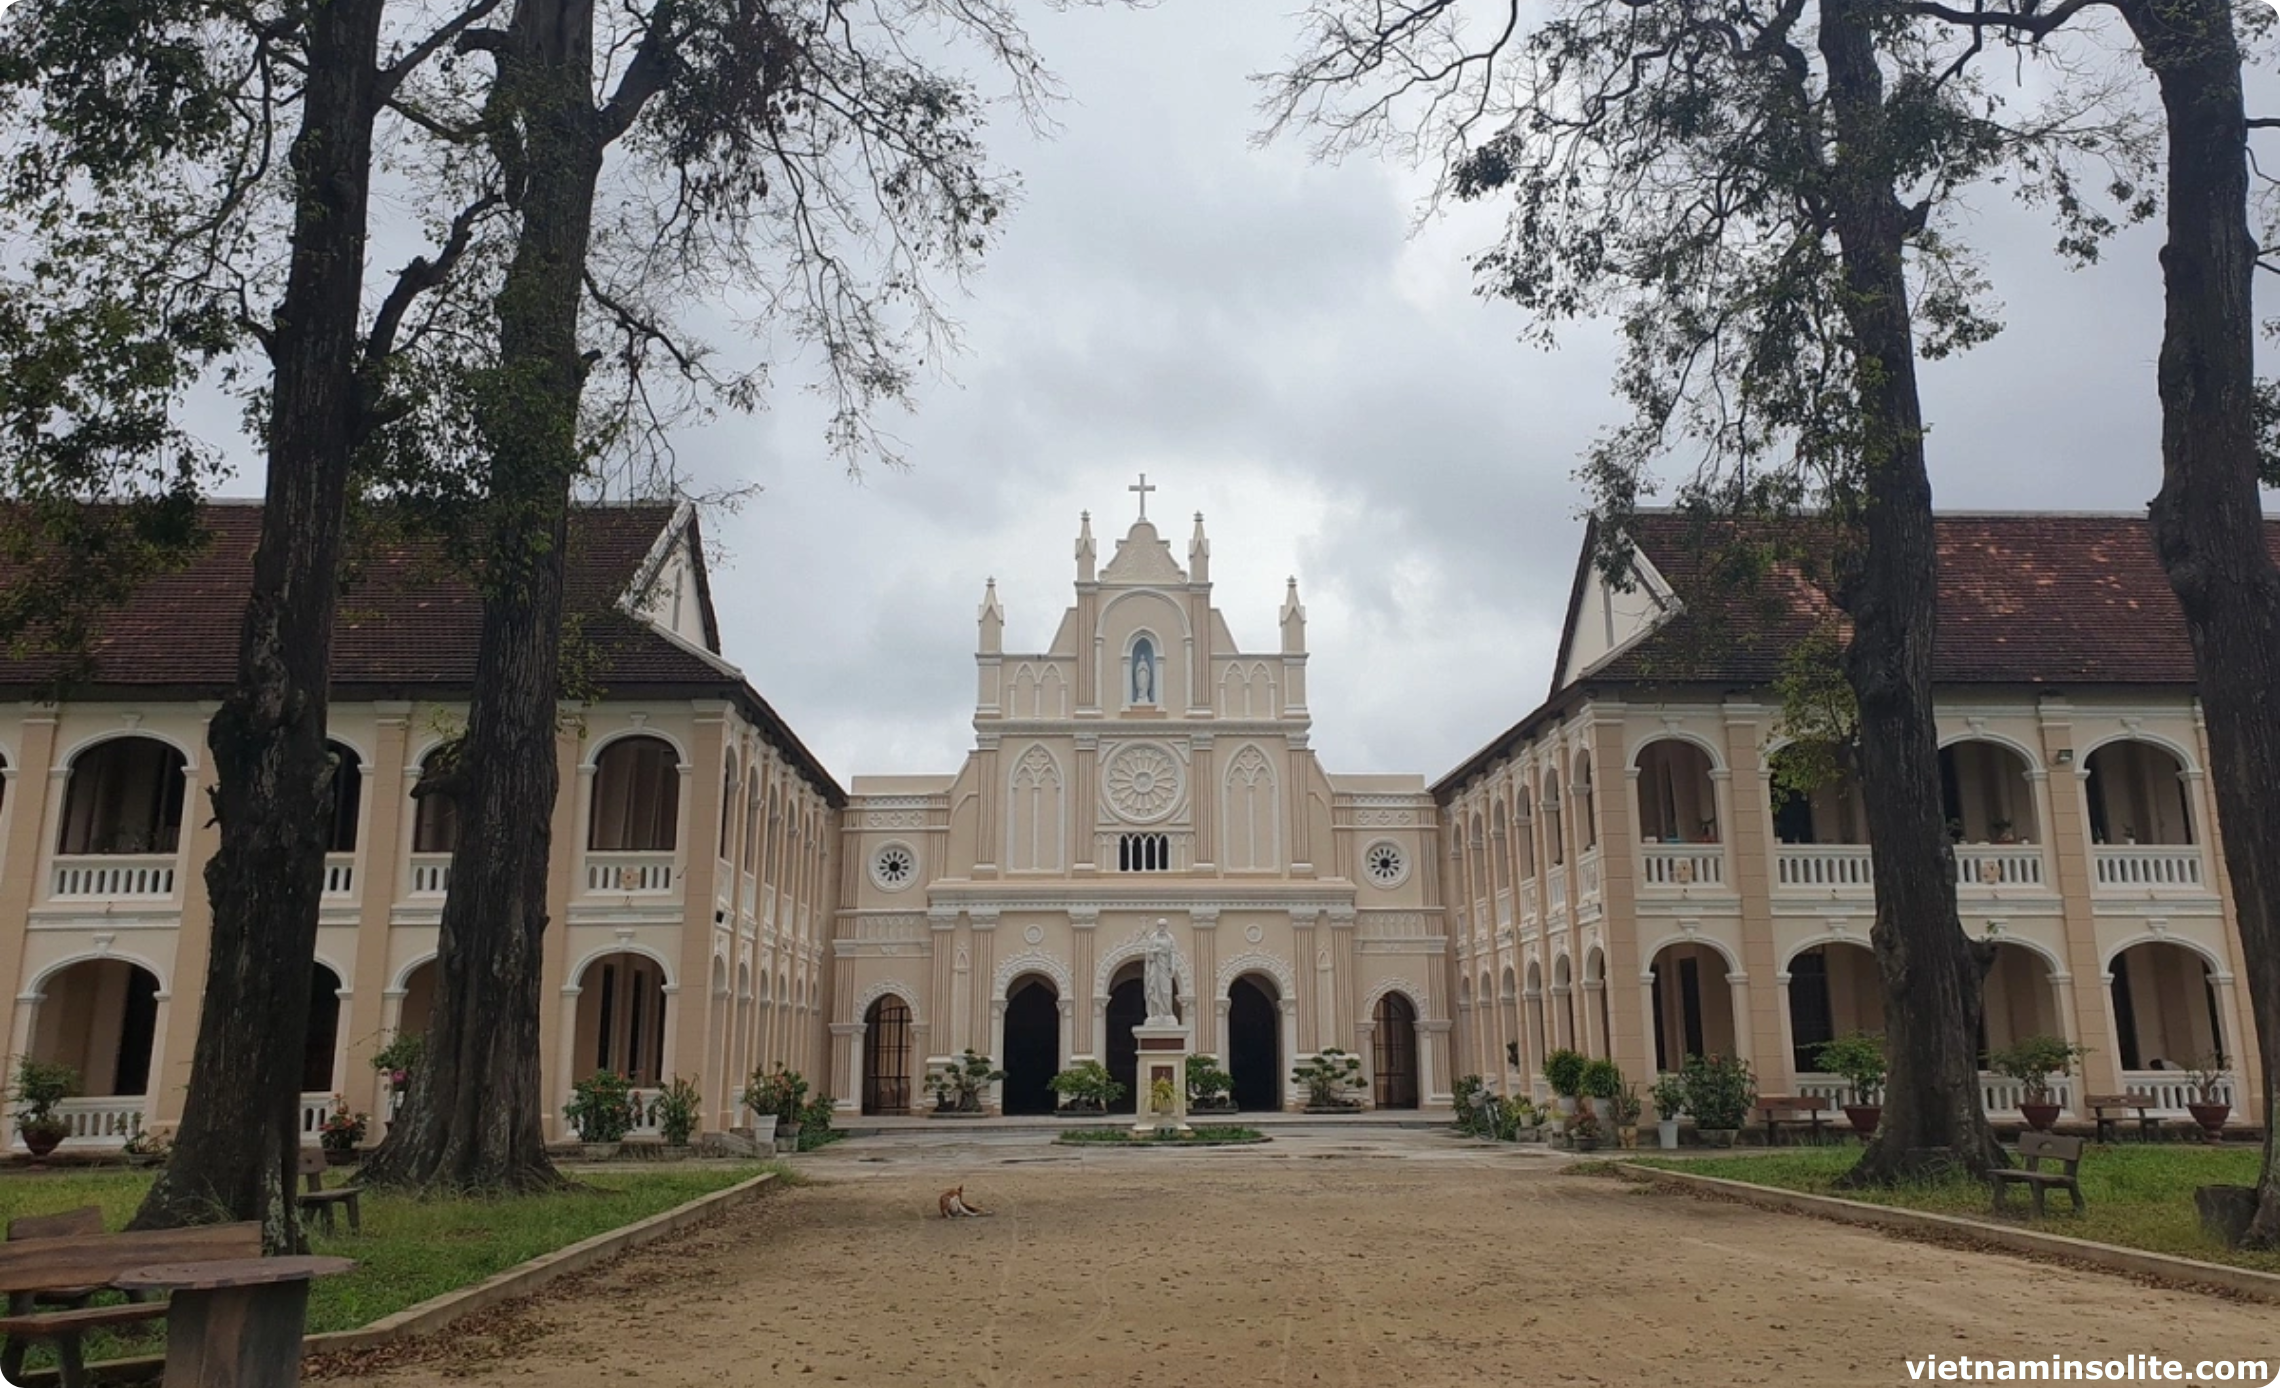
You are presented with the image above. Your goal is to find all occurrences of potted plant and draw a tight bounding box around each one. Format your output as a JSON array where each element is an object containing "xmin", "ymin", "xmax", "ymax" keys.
[
  {"xmin": 745, "ymin": 1066, "xmax": 813, "ymax": 1148},
  {"xmin": 122, "ymin": 1126, "xmax": 172, "ymax": 1169},
  {"xmin": 1987, "ymin": 1035, "xmax": 2085, "ymax": 1132},
  {"xmin": 1814, "ymin": 1032, "xmax": 1888, "ymax": 1137},
  {"xmin": 1291, "ymin": 1049, "xmax": 1364, "ymax": 1111},
  {"xmin": 1990, "ymin": 817, "xmax": 2017, "ymax": 845},
  {"xmin": 927, "ymin": 1051, "xmax": 1003, "ymax": 1117},
  {"xmin": 1453, "ymin": 1074, "xmax": 1491, "ymax": 1137},
  {"xmin": 1543, "ymin": 1048, "xmax": 1587, "ymax": 1115},
  {"xmin": 736, "ymin": 1066, "xmax": 788, "ymax": 1148},
  {"xmin": 1496, "ymin": 1095, "xmax": 1538, "ymax": 1142},
  {"xmin": 1611, "ymin": 1084, "xmax": 1644, "ymax": 1150},
  {"xmin": 1049, "ymin": 1060, "xmax": 1127, "ymax": 1115},
  {"xmin": 2185, "ymin": 1054, "xmax": 2231, "ymax": 1142},
  {"xmin": 318, "ymin": 1096, "xmax": 368, "ymax": 1166},
  {"xmin": 655, "ymin": 1074, "xmax": 703, "ymax": 1152},
  {"xmin": 1566, "ymin": 1102, "xmax": 1602, "ymax": 1153},
  {"xmin": 566, "ymin": 1069, "xmax": 637, "ymax": 1159},
  {"xmin": 10, "ymin": 1058, "xmax": 77, "ymax": 1160},
  {"xmin": 1579, "ymin": 1058, "xmax": 1622, "ymax": 1124},
  {"xmin": 370, "ymin": 1031, "xmax": 424, "ymax": 1115},
  {"xmin": 1680, "ymin": 1053, "xmax": 1754, "ymax": 1147},
  {"xmin": 1650, "ymin": 1072, "xmax": 1687, "ymax": 1149},
  {"xmin": 1184, "ymin": 1055, "xmax": 1236, "ymax": 1113}
]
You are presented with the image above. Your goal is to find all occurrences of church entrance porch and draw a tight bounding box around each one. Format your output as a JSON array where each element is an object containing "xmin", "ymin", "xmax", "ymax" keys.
[
  {"xmin": 1001, "ymin": 977, "xmax": 1060, "ymax": 1115},
  {"xmin": 1227, "ymin": 975, "xmax": 1282, "ymax": 1112}
]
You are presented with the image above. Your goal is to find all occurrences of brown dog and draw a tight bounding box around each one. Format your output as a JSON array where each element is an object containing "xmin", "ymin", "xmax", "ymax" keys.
[{"xmin": 939, "ymin": 1185, "xmax": 991, "ymax": 1218}]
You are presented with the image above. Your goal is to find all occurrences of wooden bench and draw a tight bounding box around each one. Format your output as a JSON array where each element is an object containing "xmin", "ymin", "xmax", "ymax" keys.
[
  {"xmin": 2085, "ymin": 1092, "xmax": 2160, "ymax": 1144},
  {"xmin": 1990, "ymin": 1131, "xmax": 2087, "ymax": 1218},
  {"xmin": 0, "ymin": 1221, "xmax": 259, "ymax": 1387},
  {"xmin": 297, "ymin": 1149, "xmax": 363, "ymax": 1236},
  {"xmin": 1754, "ymin": 1095, "xmax": 1829, "ymax": 1146}
]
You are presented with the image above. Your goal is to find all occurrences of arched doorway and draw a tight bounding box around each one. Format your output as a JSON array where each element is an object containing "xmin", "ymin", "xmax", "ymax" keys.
[
  {"xmin": 1786, "ymin": 942, "xmax": 1882, "ymax": 1074},
  {"xmin": 1106, "ymin": 963, "xmax": 1147, "ymax": 1113},
  {"xmin": 1647, "ymin": 942, "xmax": 1737, "ymax": 1071},
  {"xmin": 1001, "ymin": 977, "xmax": 1060, "ymax": 1115},
  {"xmin": 1227, "ymin": 975, "xmax": 1281, "ymax": 1111},
  {"xmin": 28, "ymin": 959, "xmax": 161, "ymax": 1141},
  {"xmin": 1372, "ymin": 992, "xmax": 1420, "ymax": 1110},
  {"xmin": 862, "ymin": 995, "xmax": 913, "ymax": 1115},
  {"xmin": 304, "ymin": 964, "xmax": 343, "ymax": 1094},
  {"xmin": 572, "ymin": 952, "xmax": 669, "ymax": 1088}
]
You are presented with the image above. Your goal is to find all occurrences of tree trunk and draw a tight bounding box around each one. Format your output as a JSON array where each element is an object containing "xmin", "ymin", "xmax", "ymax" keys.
[
  {"xmin": 1818, "ymin": 0, "xmax": 2003, "ymax": 1185},
  {"xmin": 2123, "ymin": 0, "xmax": 2280, "ymax": 1245},
  {"xmin": 131, "ymin": 0, "xmax": 386, "ymax": 1251},
  {"xmin": 363, "ymin": 0, "xmax": 608, "ymax": 1192}
]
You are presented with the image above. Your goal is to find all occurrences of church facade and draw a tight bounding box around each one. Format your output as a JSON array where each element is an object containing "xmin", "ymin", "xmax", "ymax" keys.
[{"xmin": 828, "ymin": 489, "xmax": 1451, "ymax": 1116}]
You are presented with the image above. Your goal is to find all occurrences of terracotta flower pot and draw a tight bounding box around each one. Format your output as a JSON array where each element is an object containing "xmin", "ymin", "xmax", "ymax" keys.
[
  {"xmin": 20, "ymin": 1126, "xmax": 64, "ymax": 1159},
  {"xmin": 2018, "ymin": 1101, "xmax": 2062, "ymax": 1133},
  {"xmin": 1844, "ymin": 1104, "xmax": 1882, "ymax": 1137},
  {"xmin": 2188, "ymin": 1102, "xmax": 2231, "ymax": 1142}
]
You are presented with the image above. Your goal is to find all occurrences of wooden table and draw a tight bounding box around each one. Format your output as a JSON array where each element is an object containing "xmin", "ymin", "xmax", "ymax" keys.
[{"xmin": 115, "ymin": 1256, "xmax": 353, "ymax": 1388}]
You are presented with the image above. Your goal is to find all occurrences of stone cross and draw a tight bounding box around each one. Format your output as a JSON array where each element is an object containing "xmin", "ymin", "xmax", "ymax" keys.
[{"xmin": 1129, "ymin": 473, "xmax": 1156, "ymax": 520}]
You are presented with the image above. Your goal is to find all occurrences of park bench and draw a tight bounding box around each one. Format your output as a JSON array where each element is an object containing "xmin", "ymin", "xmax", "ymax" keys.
[
  {"xmin": 1989, "ymin": 1132, "xmax": 2087, "ymax": 1218},
  {"xmin": 1753, "ymin": 1095, "xmax": 1829, "ymax": 1146},
  {"xmin": 297, "ymin": 1148, "xmax": 364, "ymax": 1235},
  {"xmin": 2085, "ymin": 1092, "xmax": 2160, "ymax": 1144},
  {"xmin": 0, "ymin": 1221, "xmax": 259, "ymax": 1387}
]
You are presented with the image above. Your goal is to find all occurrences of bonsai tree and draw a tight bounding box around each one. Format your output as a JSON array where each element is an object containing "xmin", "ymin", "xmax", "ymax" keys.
[
  {"xmin": 655, "ymin": 1075, "xmax": 703, "ymax": 1147},
  {"xmin": 1291, "ymin": 1049, "xmax": 1365, "ymax": 1108},
  {"xmin": 10, "ymin": 1058, "xmax": 77, "ymax": 1148},
  {"xmin": 2187, "ymin": 1053, "xmax": 2232, "ymax": 1106},
  {"xmin": 1579, "ymin": 1059, "xmax": 1622, "ymax": 1102},
  {"xmin": 1649, "ymin": 1072, "xmax": 1689, "ymax": 1122},
  {"xmin": 1543, "ymin": 1048, "xmax": 1588, "ymax": 1100},
  {"xmin": 742, "ymin": 1065, "xmax": 811, "ymax": 1122},
  {"xmin": 927, "ymin": 1051, "xmax": 1004, "ymax": 1112},
  {"xmin": 1184, "ymin": 1055, "xmax": 1233, "ymax": 1110},
  {"xmin": 566, "ymin": 1070, "xmax": 637, "ymax": 1145},
  {"xmin": 1049, "ymin": 1060, "xmax": 1127, "ymax": 1113},
  {"xmin": 1679, "ymin": 1053, "xmax": 1755, "ymax": 1133},
  {"xmin": 1813, "ymin": 1033, "xmax": 1888, "ymax": 1106},
  {"xmin": 1986, "ymin": 1035, "xmax": 2087, "ymax": 1105}
]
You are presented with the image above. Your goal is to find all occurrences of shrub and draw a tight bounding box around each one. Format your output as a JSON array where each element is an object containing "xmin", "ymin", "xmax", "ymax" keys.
[
  {"xmin": 1649, "ymin": 1072, "xmax": 1689, "ymax": 1121},
  {"xmin": 1679, "ymin": 1053, "xmax": 1755, "ymax": 1131},
  {"xmin": 655, "ymin": 1075, "xmax": 703, "ymax": 1146},
  {"xmin": 927, "ymin": 1050, "xmax": 1004, "ymax": 1111},
  {"xmin": 1185, "ymin": 1054, "xmax": 1233, "ymax": 1105},
  {"xmin": 1049, "ymin": 1060, "xmax": 1127, "ymax": 1111},
  {"xmin": 1579, "ymin": 1058, "xmax": 1622, "ymax": 1100},
  {"xmin": 1611, "ymin": 1084, "xmax": 1644, "ymax": 1127},
  {"xmin": 1452, "ymin": 1074, "xmax": 1490, "ymax": 1134},
  {"xmin": 1291, "ymin": 1049, "xmax": 1364, "ymax": 1107},
  {"xmin": 798, "ymin": 1093, "xmax": 839, "ymax": 1150},
  {"xmin": 318, "ymin": 1097, "xmax": 369, "ymax": 1152},
  {"xmin": 1494, "ymin": 1095, "xmax": 1538, "ymax": 1140},
  {"xmin": 1987, "ymin": 1035, "xmax": 2087, "ymax": 1103},
  {"xmin": 10, "ymin": 1057, "xmax": 77, "ymax": 1133},
  {"xmin": 1543, "ymin": 1048, "xmax": 1588, "ymax": 1099},
  {"xmin": 1813, "ymin": 1032, "xmax": 1888, "ymax": 1106},
  {"xmin": 566, "ymin": 1070, "xmax": 637, "ymax": 1144},
  {"xmin": 741, "ymin": 1065, "xmax": 810, "ymax": 1119}
]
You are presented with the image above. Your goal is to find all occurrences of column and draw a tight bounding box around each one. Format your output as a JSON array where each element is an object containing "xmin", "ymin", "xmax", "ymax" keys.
[
  {"xmin": 1590, "ymin": 714, "xmax": 1655, "ymax": 1086},
  {"xmin": 152, "ymin": 718, "xmax": 219, "ymax": 1127},
  {"xmin": 674, "ymin": 712, "xmax": 728, "ymax": 1121},
  {"xmin": 1327, "ymin": 907, "xmax": 1357, "ymax": 1055},
  {"xmin": 1718, "ymin": 705, "xmax": 1787, "ymax": 1088},
  {"xmin": 1190, "ymin": 908, "xmax": 1219, "ymax": 1054},
  {"xmin": 0, "ymin": 709, "xmax": 59, "ymax": 1124},
  {"xmin": 2190, "ymin": 704, "xmax": 2261, "ymax": 1121},
  {"xmin": 1189, "ymin": 736, "xmax": 1215, "ymax": 870},
  {"xmin": 967, "ymin": 911, "xmax": 997, "ymax": 1060},
  {"xmin": 343, "ymin": 709, "xmax": 410, "ymax": 1118},
  {"xmin": 535, "ymin": 722, "xmax": 583, "ymax": 1137},
  {"xmin": 1292, "ymin": 911, "xmax": 1318, "ymax": 1054},
  {"xmin": 1070, "ymin": 907, "xmax": 1098, "ymax": 1059},
  {"xmin": 1420, "ymin": 1017, "xmax": 1454, "ymax": 1107},
  {"xmin": 1073, "ymin": 735, "xmax": 1099, "ymax": 875},
  {"xmin": 928, "ymin": 908, "xmax": 958, "ymax": 1065},
  {"xmin": 2036, "ymin": 703, "xmax": 2120, "ymax": 1105},
  {"xmin": 830, "ymin": 1020, "xmax": 863, "ymax": 1114},
  {"xmin": 973, "ymin": 736, "xmax": 1001, "ymax": 879}
]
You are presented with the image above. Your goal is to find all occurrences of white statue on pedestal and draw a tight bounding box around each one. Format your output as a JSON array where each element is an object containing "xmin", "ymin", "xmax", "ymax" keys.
[{"xmin": 1143, "ymin": 917, "xmax": 1178, "ymax": 1025}]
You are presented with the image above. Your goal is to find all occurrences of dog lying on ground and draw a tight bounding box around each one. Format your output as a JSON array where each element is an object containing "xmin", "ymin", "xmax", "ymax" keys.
[{"xmin": 939, "ymin": 1185, "xmax": 991, "ymax": 1218}]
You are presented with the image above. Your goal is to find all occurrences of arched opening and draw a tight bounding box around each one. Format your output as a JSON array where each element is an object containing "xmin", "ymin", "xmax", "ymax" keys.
[
  {"xmin": 1647, "ymin": 942, "xmax": 1736, "ymax": 1071},
  {"xmin": 572, "ymin": 952, "xmax": 668, "ymax": 1088},
  {"xmin": 1574, "ymin": 753, "xmax": 1598, "ymax": 851},
  {"xmin": 2108, "ymin": 942, "xmax": 2221, "ymax": 1073},
  {"xmin": 2085, "ymin": 741, "xmax": 2193, "ymax": 846},
  {"xmin": 1498, "ymin": 966, "xmax": 1521, "ymax": 1075},
  {"xmin": 1371, "ymin": 992, "xmax": 1420, "ymax": 1110},
  {"xmin": 718, "ymin": 754, "xmax": 740, "ymax": 860},
  {"xmin": 589, "ymin": 735, "xmax": 681, "ymax": 851},
  {"xmin": 1490, "ymin": 802, "xmax": 1511, "ymax": 894},
  {"xmin": 1940, "ymin": 740, "xmax": 2039, "ymax": 843},
  {"xmin": 1551, "ymin": 955, "xmax": 1575, "ymax": 1050},
  {"xmin": 397, "ymin": 960, "xmax": 438, "ymax": 1039},
  {"xmin": 304, "ymin": 964, "xmax": 343, "ymax": 1094},
  {"xmin": 1980, "ymin": 942, "xmax": 2063, "ymax": 1054},
  {"xmin": 1512, "ymin": 785, "xmax": 1536, "ymax": 880},
  {"xmin": 1768, "ymin": 748, "xmax": 1866, "ymax": 844},
  {"xmin": 1523, "ymin": 960, "xmax": 1547, "ymax": 1074},
  {"xmin": 1786, "ymin": 942, "xmax": 1882, "ymax": 1075},
  {"xmin": 1104, "ymin": 959, "xmax": 1180, "ymax": 1114},
  {"xmin": 324, "ymin": 742, "xmax": 362, "ymax": 853},
  {"xmin": 411, "ymin": 747, "xmax": 459, "ymax": 853},
  {"xmin": 1635, "ymin": 740, "xmax": 1718, "ymax": 844},
  {"xmin": 1542, "ymin": 771, "xmax": 1565, "ymax": 865},
  {"xmin": 862, "ymin": 995, "xmax": 913, "ymax": 1115},
  {"xmin": 1227, "ymin": 975, "xmax": 1281, "ymax": 1111},
  {"xmin": 1001, "ymin": 976, "xmax": 1060, "ymax": 1115},
  {"xmin": 28, "ymin": 960, "xmax": 161, "ymax": 1134},
  {"xmin": 1584, "ymin": 948, "xmax": 1610, "ymax": 1059},
  {"xmin": 58, "ymin": 737, "xmax": 186, "ymax": 856}
]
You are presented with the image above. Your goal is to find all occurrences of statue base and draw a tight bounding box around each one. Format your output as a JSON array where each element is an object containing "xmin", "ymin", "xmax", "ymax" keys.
[{"xmin": 1131, "ymin": 1020, "xmax": 1193, "ymax": 1136}]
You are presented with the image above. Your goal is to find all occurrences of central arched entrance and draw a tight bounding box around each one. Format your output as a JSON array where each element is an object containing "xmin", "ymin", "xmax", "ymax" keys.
[
  {"xmin": 862, "ymin": 995, "xmax": 913, "ymax": 1115},
  {"xmin": 1372, "ymin": 991, "xmax": 1420, "ymax": 1110},
  {"xmin": 1227, "ymin": 975, "xmax": 1281, "ymax": 1111},
  {"xmin": 1106, "ymin": 963, "xmax": 1146, "ymax": 1114},
  {"xmin": 1001, "ymin": 977, "xmax": 1060, "ymax": 1115}
]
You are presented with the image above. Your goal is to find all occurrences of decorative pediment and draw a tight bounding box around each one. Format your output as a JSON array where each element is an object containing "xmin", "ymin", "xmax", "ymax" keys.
[{"xmin": 1099, "ymin": 520, "xmax": 1188, "ymax": 585}]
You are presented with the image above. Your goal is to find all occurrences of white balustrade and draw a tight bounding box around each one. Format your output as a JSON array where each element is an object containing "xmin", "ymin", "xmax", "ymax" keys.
[
  {"xmin": 1776, "ymin": 845, "xmax": 1874, "ymax": 892},
  {"xmin": 13, "ymin": 1096, "xmax": 147, "ymax": 1149},
  {"xmin": 1978, "ymin": 1071, "xmax": 2074, "ymax": 1115},
  {"xmin": 1640, "ymin": 844, "xmax": 1726, "ymax": 889},
  {"xmin": 2119, "ymin": 1069, "xmax": 2234, "ymax": 1116},
  {"xmin": 1955, "ymin": 844, "xmax": 2044, "ymax": 891},
  {"xmin": 1792, "ymin": 1072, "xmax": 1854, "ymax": 1109},
  {"xmin": 2093, "ymin": 846, "xmax": 2205, "ymax": 892},
  {"xmin": 323, "ymin": 854, "xmax": 356, "ymax": 898},
  {"xmin": 568, "ymin": 1087, "xmax": 666, "ymax": 1138},
  {"xmin": 1495, "ymin": 890, "xmax": 1513, "ymax": 929},
  {"xmin": 299, "ymin": 1092, "xmax": 335, "ymax": 1140},
  {"xmin": 50, "ymin": 855, "xmax": 176, "ymax": 900},
  {"xmin": 1546, "ymin": 867, "xmax": 1567, "ymax": 911},
  {"xmin": 1578, "ymin": 852, "xmax": 1603, "ymax": 905},
  {"xmin": 409, "ymin": 853, "xmax": 452, "ymax": 896},
  {"xmin": 584, "ymin": 851, "xmax": 677, "ymax": 894}
]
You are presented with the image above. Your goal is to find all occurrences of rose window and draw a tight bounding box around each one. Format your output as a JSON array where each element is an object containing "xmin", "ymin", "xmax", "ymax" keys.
[
  {"xmin": 1363, "ymin": 840, "xmax": 1408, "ymax": 887},
  {"xmin": 1105, "ymin": 744, "xmax": 1182, "ymax": 823},
  {"xmin": 871, "ymin": 843, "xmax": 918, "ymax": 891}
]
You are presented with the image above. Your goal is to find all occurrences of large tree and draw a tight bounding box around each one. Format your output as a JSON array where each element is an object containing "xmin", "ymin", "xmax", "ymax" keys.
[
  {"xmin": 1, "ymin": 0, "xmax": 499, "ymax": 1249},
  {"xmin": 1264, "ymin": 0, "xmax": 2145, "ymax": 1180},
  {"xmin": 366, "ymin": 0, "xmax": 1120, "ymax": 1191}
]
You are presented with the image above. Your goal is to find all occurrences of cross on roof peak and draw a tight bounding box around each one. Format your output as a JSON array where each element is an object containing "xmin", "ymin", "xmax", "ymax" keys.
[{"xmin": 1129, "ymin": 473, "xmax": 1157, "ymax": 520}]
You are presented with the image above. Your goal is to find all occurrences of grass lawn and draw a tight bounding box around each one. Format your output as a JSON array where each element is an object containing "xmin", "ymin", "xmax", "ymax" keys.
[
  {"xmin": 1629, "ymin": 1143, "xmax": 2280, "ymax": 1274},
  {"xmin": 0, "ymin": 1161, "xmax": 777, "ymax": 1345}
]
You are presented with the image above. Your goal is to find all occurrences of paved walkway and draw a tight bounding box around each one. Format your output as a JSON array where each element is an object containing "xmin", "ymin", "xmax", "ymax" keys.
[{"xmin": 324, "ymin": 1130, "xmax": 2280, "ymax": 1387}]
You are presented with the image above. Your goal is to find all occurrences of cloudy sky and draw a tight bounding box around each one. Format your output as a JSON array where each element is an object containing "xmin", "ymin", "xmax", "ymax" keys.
[{"xmin": 207, "ymin": 1, "xmax": 2263, "ymax": 786}]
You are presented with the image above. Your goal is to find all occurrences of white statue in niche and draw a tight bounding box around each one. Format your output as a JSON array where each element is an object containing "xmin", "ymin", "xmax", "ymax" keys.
[
  {"xmin": 1132, "ymin": 638, "xmax": 1156, "ymax": 704},
  {"xmin": 1143, "ymin": 917, "xmax": 1178, "ymax": 1024}
]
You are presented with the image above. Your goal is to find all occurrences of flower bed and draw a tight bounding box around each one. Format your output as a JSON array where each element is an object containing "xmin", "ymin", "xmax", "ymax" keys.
[{"xmin": 1054, "ymin": 1125, "xmax": 1267, "ymax": 1147}]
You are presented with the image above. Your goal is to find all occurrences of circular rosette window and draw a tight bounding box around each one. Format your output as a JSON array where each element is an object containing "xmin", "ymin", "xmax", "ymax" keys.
[
  {"xmin": 1104, "ymin": 743, "xmax": 1184, "ymax": 824},
  {"xmin": 870, "ymin": 841, "xmax": 919, "ymax": 892},
  {"xmin": 1362, "ymin": 839, "xmax": 1409, "ymax": 889}
]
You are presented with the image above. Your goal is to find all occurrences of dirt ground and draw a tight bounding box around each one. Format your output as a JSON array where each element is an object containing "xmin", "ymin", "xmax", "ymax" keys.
[{"xmin": 321, "ymin": 1133, "xmax": 2280, "ymax": 1387}]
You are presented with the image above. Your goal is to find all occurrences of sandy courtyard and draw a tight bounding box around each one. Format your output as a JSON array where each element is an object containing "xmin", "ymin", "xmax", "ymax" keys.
[{"xmin": 324, "ymin": 1132, "xmax": 2280, "ymax": 1387}]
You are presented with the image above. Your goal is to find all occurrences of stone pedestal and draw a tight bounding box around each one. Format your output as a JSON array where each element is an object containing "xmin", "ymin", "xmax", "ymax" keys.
[{"xmin": 1132, "ymin": 1020, "xmax": 1193, "ymax": 1135}]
